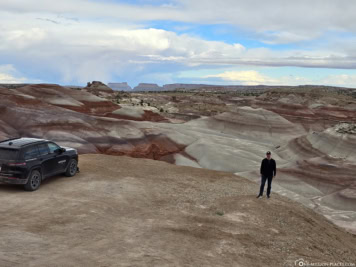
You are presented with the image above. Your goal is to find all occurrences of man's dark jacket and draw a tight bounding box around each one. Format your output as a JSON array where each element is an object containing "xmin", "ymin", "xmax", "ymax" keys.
[{"xmin": 260, "ymin": 158, "xmax": 277, "ymax": 177}]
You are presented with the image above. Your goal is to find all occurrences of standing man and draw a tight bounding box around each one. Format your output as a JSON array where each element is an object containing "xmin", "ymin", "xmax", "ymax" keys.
[{"xmin": 257, "ymin": 151, "xmax": 276, "ymax": 199}]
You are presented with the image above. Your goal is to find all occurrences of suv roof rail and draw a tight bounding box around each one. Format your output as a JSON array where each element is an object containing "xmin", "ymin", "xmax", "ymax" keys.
[
  {"xmin": 0, "ymin": 137, "xmax": 47, "ymax": 148},
  {"xmin": 0, "ymin": 137, "xmax": 22, "ymax": 144}
]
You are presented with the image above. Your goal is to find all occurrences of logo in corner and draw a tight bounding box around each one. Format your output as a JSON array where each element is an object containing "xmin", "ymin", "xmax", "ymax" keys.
[{"xmin": 295, "ymin": 258, "xmax": 305, "ymax": 267}]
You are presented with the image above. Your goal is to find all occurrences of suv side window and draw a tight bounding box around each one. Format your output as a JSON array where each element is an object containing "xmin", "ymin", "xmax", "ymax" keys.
[
  {"xmin": 22, "ymin": 145, "xmax": 40, "ymax": 160},
  {"xmin": 37, "ymin": 143, "xmax": 50, "ymax": 156},
  {"xmin": 48, "ymin": 142, "xmax": 60, "ymax": 154}
]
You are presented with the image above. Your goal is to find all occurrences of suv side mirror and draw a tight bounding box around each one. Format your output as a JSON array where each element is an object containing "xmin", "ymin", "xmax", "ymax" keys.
[{"xmin": 55, "ymin": 148, "xmax": 66, "ymax": 154}]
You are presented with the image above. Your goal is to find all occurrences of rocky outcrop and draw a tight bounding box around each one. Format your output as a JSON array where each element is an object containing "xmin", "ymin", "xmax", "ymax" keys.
[
  {"xmin": 335, "ymin": 122, "xmax": 356, "ymax": 134},
  {"xmin": 85, "ymin": 81, "xmax": 113, "ymax": 93}
]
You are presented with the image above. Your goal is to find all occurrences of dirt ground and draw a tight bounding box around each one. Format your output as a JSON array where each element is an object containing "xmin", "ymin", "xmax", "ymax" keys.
[{"xmin": 0, "ymin": 154, "xmax": 355, "ymax": 267}]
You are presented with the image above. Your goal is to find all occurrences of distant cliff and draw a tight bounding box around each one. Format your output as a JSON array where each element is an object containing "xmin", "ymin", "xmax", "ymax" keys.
[
  {"xmin": 108, "ymin": 82, "xmax": 132, "ymax": 91},
  {"xmin": 132, "ymin": 83, "xmax": 356, "ymax": 93},
  {"xmin": 133, "ymin": 83, "xmax": 162, "ymax": 91}
]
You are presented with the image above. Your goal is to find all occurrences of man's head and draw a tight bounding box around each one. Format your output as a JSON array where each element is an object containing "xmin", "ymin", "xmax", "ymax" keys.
[{"xmin": 266, "ymin": 151, "xmax": 271, "ymax": 159}]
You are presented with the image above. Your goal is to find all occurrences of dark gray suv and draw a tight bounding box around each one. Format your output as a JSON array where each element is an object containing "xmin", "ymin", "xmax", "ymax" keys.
[{"xmin": 0, "ymin": 138, "xmax": 79, "ymax": 191}]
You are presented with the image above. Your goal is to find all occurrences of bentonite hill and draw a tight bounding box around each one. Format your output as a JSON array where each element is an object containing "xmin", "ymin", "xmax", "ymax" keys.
[{"xmin": 0, "ymin": 83, "xmax": 356, "ymax": 266}]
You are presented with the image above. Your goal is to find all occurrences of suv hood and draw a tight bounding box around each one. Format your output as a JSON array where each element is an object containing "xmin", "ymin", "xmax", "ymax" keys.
[{"xmin": 62, "ymin": 147, "xmax": 77, "ymax": 153}]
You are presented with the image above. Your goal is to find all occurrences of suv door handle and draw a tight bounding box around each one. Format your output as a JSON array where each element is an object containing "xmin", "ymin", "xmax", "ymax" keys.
[{"xmin": 25, "ymin": 158, "xmax": 38, "ymax": 162}]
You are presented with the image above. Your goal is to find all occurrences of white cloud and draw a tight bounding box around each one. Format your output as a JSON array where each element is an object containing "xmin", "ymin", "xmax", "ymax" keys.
[
  {"xmin": 0, "ymin": 73, "xmax": 26, "ymax": 83},
  {"xmin": 0, "ymin": 11, "xmax": 353, "ymax": 85},
  {"xmin": 261, "ymin": 31, "xmax": 319, "ymax": 45},
  {"xmin": 2, "ymin": 0, "xmax": 356, "ymax": 44},
  {"xmin": 0, "ymin": 65, "xmax": 27, "ymax": 83},
  {"xmin": 320, "ymin": 74, "xmax": 356, "ymax": 87},
  {"xmin": 204, "ymin": 70, "xmax": 277, "ymax": 85},
  {"xmin": 1, "ymin": 1, "xmax": 356, "ymax": 84},
  {"xmin": 0, "ymin": 13, "xmax": 248, "ymax": 83},
  {"xmin": 0, "ymin": 28, "xmax": 47, "ymax": 50},
  {"xmin": 202, "ymin": 70, "xmax": 356, "ymax": 88}
]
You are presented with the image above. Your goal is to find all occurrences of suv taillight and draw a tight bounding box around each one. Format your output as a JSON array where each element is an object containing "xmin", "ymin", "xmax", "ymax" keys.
[{"xmin": 8, "ymin": 162, "xmax": 26, "ymax": 166}]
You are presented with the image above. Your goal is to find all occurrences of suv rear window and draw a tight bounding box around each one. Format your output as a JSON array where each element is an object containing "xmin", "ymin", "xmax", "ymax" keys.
[{"xmin": 0, "ymin": 148, "xmax": 19, "ymax": 160}]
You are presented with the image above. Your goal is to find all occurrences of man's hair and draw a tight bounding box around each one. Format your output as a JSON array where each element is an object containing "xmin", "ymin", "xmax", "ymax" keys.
[{"xmin": 266, "ymin": 151, "xmax": 271, "ymax": 155}]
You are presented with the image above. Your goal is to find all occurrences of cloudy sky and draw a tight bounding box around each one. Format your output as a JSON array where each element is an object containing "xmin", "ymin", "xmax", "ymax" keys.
[{"xmin": 1, "ymin": 0, "xmax": 356, "ymax": 87}]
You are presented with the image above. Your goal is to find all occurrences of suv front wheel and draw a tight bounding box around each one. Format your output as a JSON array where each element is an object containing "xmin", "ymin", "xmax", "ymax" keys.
[
  {"xmin": 65, "ymin": 159, "xmax": 78, "ymax": 177},
  {"xmin": 24, "ymin": 170, "xmax": 42, "ymax": 191}
]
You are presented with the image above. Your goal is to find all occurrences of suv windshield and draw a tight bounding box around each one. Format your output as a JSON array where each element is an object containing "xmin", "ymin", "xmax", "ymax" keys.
[
  {"xmin": 48, "ymin": 143, "xmax": 60, "ymax": 154},
  {"xmin": 0, "ymin": 148, "xmax": 19, "ymax": 160}
]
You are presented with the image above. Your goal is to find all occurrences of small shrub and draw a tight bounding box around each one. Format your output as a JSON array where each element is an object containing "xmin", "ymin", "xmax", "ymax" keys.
[{"xmin": 216, "ymin": 210, "xmax": 224, "ymax": 216}]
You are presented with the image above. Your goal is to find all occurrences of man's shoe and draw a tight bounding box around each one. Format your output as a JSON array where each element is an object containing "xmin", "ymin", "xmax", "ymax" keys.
[
  {"xmin": 256, "ymin": 195, "xmax": 262, "ymax": 198},
  {"xmin": 267, "ymin": 195, "xmax": 270, "ymax": 199}
]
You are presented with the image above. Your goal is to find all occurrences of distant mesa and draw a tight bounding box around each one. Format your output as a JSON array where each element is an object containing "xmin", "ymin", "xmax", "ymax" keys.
[
  {"xmin": 131, "ymin": 83, "xmax": 267, "ymax": 92},
  {"xmin": 85, "ymin": 81, "xmax": 113, "ymax": 93},
  {"xmin": 63, "ymin": 82, "xmax": 356, "ymax": 93},
  {"xmin": 163, "ymin": 83, "xmax": 216, "ymax": 91},
  {"xmin": 128, "ymin": 83, "xmax": 271, "ymax": 92},
  {"xmin": 132, "ymin": 83, "xmax": 210, "ymax": 92},
  {"xmin": 108, "ymin": 82, "xmax": 132, "ymax": 91},
  {"xmin": 129, "ymin": 83, "xmax": 356, "ymax": 92},
  {"xmin": 133, "ymin": 83, "xmax": 162, "ymax": 91}
]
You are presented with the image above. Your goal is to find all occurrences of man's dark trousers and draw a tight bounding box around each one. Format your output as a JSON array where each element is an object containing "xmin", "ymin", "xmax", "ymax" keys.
[{"xmin": 259, "ymin": 175, "xmax": 273, "ymax": 196}]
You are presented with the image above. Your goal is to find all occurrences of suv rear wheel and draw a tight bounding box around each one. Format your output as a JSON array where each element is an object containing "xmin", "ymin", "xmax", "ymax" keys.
[
  {"xmin": 65, "ymin": 159, "xmax": 78, "ymax": 177},
  {"xmin": 24, "ymin": 170, "xmax": 42, "ymax": 191}
]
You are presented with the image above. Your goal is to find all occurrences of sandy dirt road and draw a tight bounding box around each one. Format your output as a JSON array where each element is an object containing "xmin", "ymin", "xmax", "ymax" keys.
[{"xmin": 0, "ymin": 154, "xmax": 355, "ymax": 267}]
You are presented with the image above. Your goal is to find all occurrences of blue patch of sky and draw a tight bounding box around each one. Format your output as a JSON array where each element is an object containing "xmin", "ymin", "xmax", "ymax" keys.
[
  {"xmin": 0, "ymin": 54, "xmax": 48, "ymax": 83},
  {"xmin": 145, "ymin": 20, "xmax": 299, "ymax": 51},
  {"xmin": 110, "ymin": 61, "xmax": 190, "ymax": 87},
  {"xmin": 95, "ymin": 0, "xmax": 178, "ymax": 7}
]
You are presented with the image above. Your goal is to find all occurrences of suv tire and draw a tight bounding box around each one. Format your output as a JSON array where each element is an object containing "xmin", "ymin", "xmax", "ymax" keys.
[
  {"xmin": 24, "ymin": 170, "xmax": 42, "ymax": 191},
  {"xmin": 65, "ymin": 159, "xmax": 78, "ymax": 177}
]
